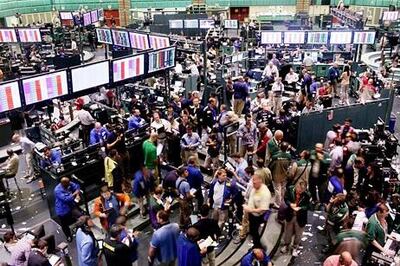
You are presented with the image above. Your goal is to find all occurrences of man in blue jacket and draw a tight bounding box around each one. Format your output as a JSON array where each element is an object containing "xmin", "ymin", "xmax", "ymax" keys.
[
  {"xmin": 40, "ymin": 147, "xmax": 61, "ymax": 168},
  {"xmin": 132, "ymin": 166, "xmax": 151, "ymax": 218},
  {"xmin": 89, "ymin": 122, "xmax": 109, "ymax": 145},
  {"xmin": 241, "ymin": 248, "xmax": 272, "ymax": 266},
  {"xmin": 177, "ymin": 227, "xmax": 205, "ymax": 266},
  {"xmin": 54, "ymin": 176, "xmax": 81, "ymax": 241},
  {"xmin": 328, "ymin": 62, "xmax": 340, "ymax": 97},
  {"xmin": 233, "ymin": 76, "xmax": 249, "ymax": 116},
  {"xmin": 187, "ymin": 156, "xmax": 204, "ymax": 212},
  {"xmin": 76, "ymin": 216, "xmax": 99, "ymax": 266},
  {"xmin": 128, "ymin": 109, "xmax": 144, "ymax": 130}
]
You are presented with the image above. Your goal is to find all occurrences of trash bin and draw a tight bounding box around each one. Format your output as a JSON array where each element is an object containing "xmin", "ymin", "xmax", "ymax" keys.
[{"xmin": 389, "ymin": 113, "xmax": 396, "ymax": 133}]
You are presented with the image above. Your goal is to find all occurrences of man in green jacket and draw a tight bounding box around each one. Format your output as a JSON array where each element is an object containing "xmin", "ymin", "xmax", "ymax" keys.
[{"xmin": 142, "ymin": 132, "xmax": 158, "ymax": 183}]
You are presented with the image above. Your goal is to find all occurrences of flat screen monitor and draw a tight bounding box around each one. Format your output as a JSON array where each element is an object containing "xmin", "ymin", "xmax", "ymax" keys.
[
  {"xmin": 0, "ymin": 29, "xmax": 17, "ymax": 43},
  {"xmin": 129, "ymin": 32, "xmax": 150, "ymax": 50},
  {"xmin": 96, "ymin": 28, "xmax": 112, "ymax": 44},
  {"xmin": 148, "ymin": 47, "xmax": 176, "ymax": 73},
  {"xmin": 284, "ymin": 31, "xmax": 305, "ymax": 44},
  {"xmin": 22, "ymin": 70, "xmax": 68, "ymax": 105},
  {"xmin": 149, "ymin": 35, "xmax": 170, "ymax": 49},
  {"xmin": 91, "ymin": 10, "xmax": 99, "ymax": 23},
  {"xmin": 71, "ymin": 61, "xmax": 110, "ymax": 93},
  {"xmin": 353, "ymin": 31, "xmax": 376, "ymax": 44},
  {"xmin": 261, "ymin": 31, "xmax": 282, "ymax": 44},
  {"xmin": 330, "ymin": 31, "xmax": 352, "ymax": 44},
  {"xmin": 0, "ymin": 81, "xmax": 22, "ymax": 112},
  {"xmin": 224, "ymin": 19, "xmax": 238, "ymax": 29},
  {"xmin": 184, "ymin": 19, "xmax": 199, "ymax": 29},
  {"xmin": 169, "ymin": 20, "xmax": 183, "ymax": 29},
  {"xmin": 59, "ymin": 12, "xmax": 73, "ymax": 20},
  {"xmin": 307, "ymin": 31, "xmax": 329, "ymax": 44},
  {"xmin": 18, "ymin": 28, "xmax": 41, "ymax": 43},
  {"xmin": 382, "ymin": 11, "xmax": 399, "ymax": 21},
  {"xmin": 98, "ymin": 9, "xmax": 104, "ymax": 20},
  {"xmin": 199, "ymin": 19, "xmax": 214, "ymax": 29},
  {"xmin": 113, "ymin": 54, "xmax": 145, "ymax": 82},
  {"xmin": 83, "ymin": 13, "xmax": 92, "ymax": 26},
  {"xmin": 112, "ymin": 29, "xmax": 130, "ymax": 47}
]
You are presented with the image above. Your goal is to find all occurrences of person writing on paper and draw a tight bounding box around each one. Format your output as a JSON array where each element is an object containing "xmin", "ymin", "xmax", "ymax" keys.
[
  {"xmin": 149, "ymin": 187, "xmax": 171, "ymax": 229},
  {"xmin": 177, "ymin": 227, "xmax": 206, "ymax": 266}
]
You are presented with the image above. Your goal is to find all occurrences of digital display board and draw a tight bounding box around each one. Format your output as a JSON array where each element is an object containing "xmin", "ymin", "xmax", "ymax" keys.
[
  {"xmin": 148, "ymin": 47, "xmax": 176, "ymax": 73},
  {"xmin": 330, "ymin": 31, "xmax": 352, "ymax": 44},
  {"xmin": 59, "ymin": 12, "xmax": 73, "ymax": 20},
  {"xmin": 129, "ymin": 32, "xmax": 150, "ymax": 50},
  {"xmin": 224, "ymin": 19, "xmax": 238, "ymax": 29},
  {"xmin": 113, "ymin": 54, "xmax": 145, "ymax": 82},
  {"xmin": 112, "ymin": 29, "xmax": 130, "ymax": 47},
  {"xmin": 261, "ymin": 31, "xmax": 282, "ymax": 44},
  {"xmin": 0, "ymin": 81, "xmax": 22, "ymax": 112},
  {"xmin": 71, "ymin": 61, "xmax": 109, "ymax": 92},
  {"xmin": 149, "ymin": 35, "xmax": 170, "ymax": 49},
  {"xmin": 91, "ymin": 10, "xmax": 99, "ymax": 23},
  {"xmin": 284, "ymin": 31, "xmax": 305, "ymax": 44},
  {"xmin": 96, "ymin": 28, "xmax": 112, "ymax": 44},
  {"xmin": 22, "ymin": 70, "xmax": 68, "ymax": 105},
  {"xmin": 199, "ymin": 19, "xmax": 215, "ymax": 29},
  {"xmin": 169, "ymin": 20, "xmax": 183, "ymax": 29},
  {"xmin": 98, "ymin": 9, "xmax": 104, "ymax": 20},
  {"xmin": 307, "ymin": 31, "xmax": 329, "ymax": 44},
  {"xmin": 382, "ymin": 11, "xmax": 399, "ymax": 21},
  {"xmin": 184, "ymin": 19, "xmax": 199, "ymax": 29},
  {"xmin": 353, "ymin": 31, "xmax": 376, "ymax": 44},
  {"xmin": 18, "ymin": 28, "xmax": 41, "ymax": 43},
  {"xmin": 83, "ymin": 13, "xmax": 92, "ymax": 26},
  {"xmin": 0, "ymin": 29, "xmax": 17, "ymax": 43}
]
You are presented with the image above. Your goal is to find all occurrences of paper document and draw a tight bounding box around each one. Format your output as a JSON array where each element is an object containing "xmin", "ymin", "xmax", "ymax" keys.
[{"xmin": 198, "ymin": 236, "xmax": 218, "ymax": 250}]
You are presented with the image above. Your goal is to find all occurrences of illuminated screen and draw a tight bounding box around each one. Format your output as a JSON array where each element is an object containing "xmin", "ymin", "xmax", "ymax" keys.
[
  {"xmin": 112, "ymin": 29, "xmax": 130, "ymax": 47},
  {"xmin": 18, "ymin": 29, "xmax": 41, "ymax": 43},
  {"xmin": 83, "ymin": 13, "xmax": 92, "ymax": 26},
  {"xmin": 148, "ymin": 47, "xmax": 176, "ymax": 73},
  {"xmin": 149, "ymin": 35, "xmax": 170, "ymax": 49},
  {"xmin": 199, "ymin": 19, "xmax": 214, "ymax": 29},
  {"xmin": 184, "ymin": 19, "xmax": 199, "ymax": 29},
  {"xmin": 224, "ymin": 19, "xmax": 238, "ymax": 29},
  {"xmin": 261, "ymin": 32, "xmax": 282, "ymax": 44},
  {"xmin": 113, "ymin": 54, "xmax": 145, "ymax": 82},
  {"xmin": 71, "ymin": 61, "xmax": 110, "ymax": 92},
  {"xmin": 382, "ymin": 11, "xmax": 399, "ymax": 21},
  {"xmin": 353, "ymin": 31, "xmax": 376, "ymax": 44},
  {"xmin": 330, "ymin": 31, "xmax": 352, "ymax": 44},
  {"xmin": 129, "ymin": 32, "xmax": 150, "ymax": 50},
  {"xmin": 0, "ymin": 81, "xmax": 21, "ymax": 112},
  {"xmin": 0, "ymin": 29, "xmax": 17, "ymax": 43},
  {"xmin": 22, "ymin": 71, "xmax": 68, "ymax": 105},
  {"xmin": 91, "ymin": 10, "xmax": 99, "ymax": 23},
  {"xmin": 307, "ymin": 31, "xmax": 329, "ymax": 44},
  {"xmin": 284, "ymin": 31, "xmax": 305, "ymax": 44},
  {"xmin": 96, "ymin": 28, "xmax": 112, "ymax": 44},
  {"xmin": 60, "ymin": 12, "xmax": 73, "ymax": 20},
  {"xmin": 169, "ymin": 20, "xmax": 183, "ymax": 29},
  {"xmin": 98, "ymin": 9, "xmax": 104, "ymax": 20}
]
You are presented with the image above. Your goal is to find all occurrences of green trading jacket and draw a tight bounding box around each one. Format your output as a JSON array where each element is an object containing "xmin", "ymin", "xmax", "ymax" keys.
[{"xmin": 366, "ymin": 213, "xmax": 386, "ymax": 247}]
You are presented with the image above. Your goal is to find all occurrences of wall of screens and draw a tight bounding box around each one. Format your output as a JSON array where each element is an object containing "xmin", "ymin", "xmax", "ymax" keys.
[
  {"xmin": 261, "ymin": 32, "xmax": 282, "ymax": 44},
  {"xmin": 22, "ymin": 70, "xmax": 68, "ymax": 105},
  {"xmin": 18, "ymin": 28, "xmax": 41, "ymax": 43},
  {"xmin": 0, "ymin": 29, "xmax": 17, "ymax": 43},
  {"xmin": 0, "ymin": 81, "xmax": 22, "ymax": 112},
  {"xmin": 169, "ymin": 20, "xmax": 183, "ymax": 29},
  {"xmin": 148, "ymin": 47, "xmax": 176, "ymax": 73},
  {"xmin": 353, "ymin": 31, "xmax": 376, "ymax": 44},
  {"xmin": 112, "ymin": 54, "xmax": 145, "ymax": 83},
  {"xmin": 96, "ymin": 28, "xmax": 112, "ymax": 44},
  {"xmin": 129, "ymin": 32, "xmax": 150, "ymax": 50},
  {"xmin": 224, "ymin": 20, "xmax": 238, "ymax": 29},
  {"xmin": 284, "ymin": 31, "xmax": 305, "ymax": 44},
  {"xmin": 307, "ymin": 32, "xmax": 329, "ymax": 44},
  {"xmin": 71, "ymin": 61, "xmax": 110, "ymax": 93},
  {"xmin": 112, "ymin": 29, "xmax": 130, "ymax": 47},
  {"xmin": 83, "ymin": 13, "xmax": 92, "ymax": 26},
  {"xmin": 330, "ymin": 31, "xmax": 352, "ymax": 44},
  {"xmin": 149, "ymin": 35, "xmax": 170, "ymax": 49}
]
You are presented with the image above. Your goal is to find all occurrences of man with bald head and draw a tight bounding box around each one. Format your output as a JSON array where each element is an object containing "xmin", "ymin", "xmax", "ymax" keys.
[
  {"xmin": 54, "ymin": 176, "xmax": 81, "ymax": 241},
  {"xmin": 323, "ymin": 251, "xmax": 358, "ymax": 266},
  {"xmin": 241, "ymin": 248, "xmax": 272, "ymax": 266},
  {"xmin": 89, "ymin": 122, "xmax": 109, "ymax": 145}
]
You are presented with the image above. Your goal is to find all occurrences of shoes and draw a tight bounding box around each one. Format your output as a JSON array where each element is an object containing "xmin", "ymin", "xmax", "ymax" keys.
[
  {"xmin": 280, "ymin": 245, "xmax": 289, "ymax": 253},
  {"xmin": 292, "ymin": 248, "xmax": 300, "ymax": 257}
]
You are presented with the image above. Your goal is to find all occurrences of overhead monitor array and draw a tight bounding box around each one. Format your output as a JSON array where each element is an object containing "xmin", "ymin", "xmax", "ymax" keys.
[
  {"xmin": 18, "ymin": 28, "xmax": 41, "ymax": 43},
  {"xmin": 382, "ymin": 11, "xmax": 399, "ymax": 21},
  {"xmin": 129, "ymin": 32, "xmax": 150, "ymax": 50},
  {"xmin": 149, "ymin": 35, "xmax": 170, "ymax": 49},
  {"xmin": 224, "ymin": 19, "xmax": 239, "ymax": 29},
  {"xmin": 184, "ymin": 19, "xmax": 199, "ymax": 29},
  {"xmin": 59, "ymin": 8, "xmax": 103, "ymax": 26},
  {"xmin": 96, "ymin": 28, "xmax": 112, "ymax": 44},
  {"xmin": 0, "ymin": 29, "xmax": 18, "ymax": 43},
  {"xmin": 199, "ymin": 19, "xmax": 215, "ymax": 29},
  {"xmin": 111, "ymin": 29, "xmax": 130, "ymax": 47},
  {"xmin": 260, "ymin": 30, "xmax": 376, "ymax": 45},
  {"xmin": 0, "ymin": 81, "xmax": 22, "ymax": 112},
  {"xmin": 169, "ymin": 20, "xmax": 184, "ymax": 29},
  {"xmin": 71, "ymin": 61, "xmax": 110, "ymax": 93},
  {"xmin": 148, "ymin": 47, "xmax": 176, "ymax": 73},
  {"xmin": 112, "ymin": 54, "xmax": 145, "ymax": 82}
]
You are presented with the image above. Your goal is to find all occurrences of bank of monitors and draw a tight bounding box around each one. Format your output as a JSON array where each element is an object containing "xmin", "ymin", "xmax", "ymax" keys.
[
  {"xmin": 353, "ymin": 31, "xmax": 376, "ymax": 44},
  {"xmin": 0, "ymin": 29, "xmax": 17, "ymax": 43},
  {"xmin": 129, "ymin": 32, "xmax": 150, "ymax": 50},
  {"xmin": 307, "ymin": 31, "xmax": 329, "ymax": 44},
  {"xmin": 98, "ymin": 9, "xmax": 104, "ymax": 20},
  {"xmin": 83, "ymin": 13, "xmax": 92, "ymax": 26},
  {"xmin": 22, "ymin": 70, "xmax": 68, "ymax": 105},
  {"xmin": 112, "ymin": 29, "xmax": 130, "ymax": 47},
  {"xmin": 0, "ymin": 81, "xmax": 22, "ymax": 112},
  {"xmin": 284, "ymin": 31, "xmax": 305, "ymax": 44},
  {"xmin": 169, "ymin": 20, "xmax": 183, "ymax": 29},
  {"xmin": 199, "ymin": 19, "xmax": 214, "ymax": 29},
  {"xmin": 261, "ymin": 31, "xmax": 282, "ymax": 44},
  {"xmin": 382, "ymin": 11, "xmax": 399, "ymax": 21},
  {"xmin": 112, "ymin": 54, "xmax": 145, "ymax": 82},
  {"xmin": 184, "ymin": 19, "xmax": 199, "ymax": 29},
  {"xmin": 59, "ymin": 12, "xmax": 73, "ymax": 20},
  {"xmin": 96, "ymin": 28, "xmax": 113, "ymax": 44},
  {"xmin": 149, "ymin": 35, "xmax": 170, "ymax": 49},
  {"xmin": 224, "ymin": 19, "xmax": 238, "ymax": 29},
  {"xmin": 148, "ymin": 47, "xmax": 176, "ymax": 73},
  {"xmin": 71, "ymin": 61, "xmax": 110, "ymax": 93},
  {"xmin": 91, "ymin": 10, "xmax": 99, "ymax": 23},
  {"xmin": 18, "ymin": 28, "xmax": 41, "ymax": 43},
  {"xmin": 330, "ymin": 31, "xmax": 352, "ymax": 44}
]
